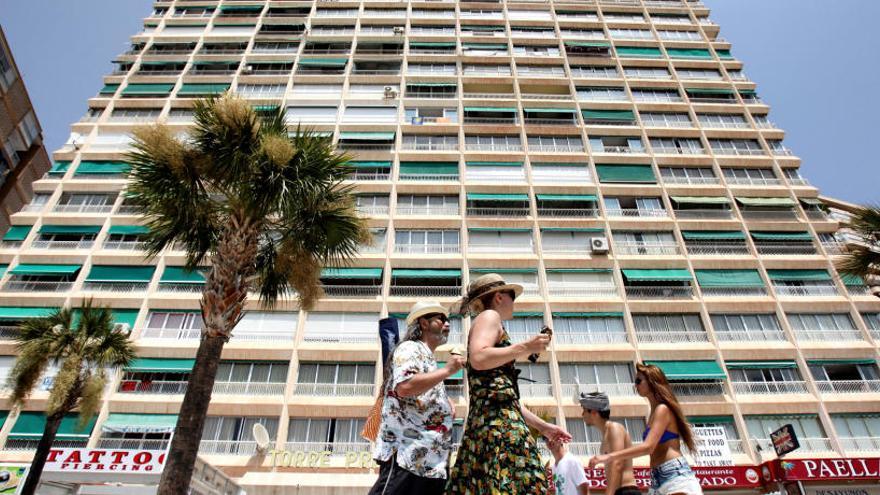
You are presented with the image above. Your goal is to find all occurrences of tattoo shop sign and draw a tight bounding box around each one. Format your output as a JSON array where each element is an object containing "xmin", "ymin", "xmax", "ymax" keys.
[{"xmin": 43, "ymin": 448, "xmax": 166, "ymax": 474}]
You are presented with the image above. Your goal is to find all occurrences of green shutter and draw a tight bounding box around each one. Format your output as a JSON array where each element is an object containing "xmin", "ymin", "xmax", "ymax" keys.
[
  {"xmin": 177, "ymin": 83, "xmax": 230, "ymax": 96},
  {"xmin": 122, "ymin": 83, "xmax": 175, "ymax": 96},
  {"xmin": 108, "ymin": 225, "xmax": 150, "ymax": 235},
  {"xmin": 160, "ymin": 267, "xmax": 207, "ymax": 284},
  {"xmin": 841, "ymin": 274, "xmax": 865, "ymax": 286},
  {"xmin": 670, "ymin": 196, "xmax": 730, "ymax": 205},
  {"xmin": 75, "ymin": 161, "xmax": 130, "ymax": 175},
  {"xmin": 685, "ymin": 88, "xmax": 735, "ymax": 96},
  {"xmin": 766, "ymin": 270, "xmax": 831, "ymax": 281},
  {"xmin": 463, "ymin": 106, "xmax": 517, "ymax": 113},
  {"xmin": 9, "ymin": 412, "xmax": 96, "ymax": 440},
  {"xmin": 0, "ymin": 307, "xmax": 57, "ymax": 320},
  {"xmin": 48, "ymin": 162, "xmax": 71, "ymax": 175},
  {"xmin": 321, "ymin": 268, "xmax": 382, "ymax": 279},
  {"xmin": 101, "ymin": 414, "xmax": 179, "ymax": 434},
  {"xmin": 350, "ymin": 161, "xmax": 392, "ymax": 169},
  {"xmin": 399, "ymin": 162, "xmax": 458, "ymax": 175},
  {"xmin": 644, "ymin": 361, "xmax": 725, "ymax": 381},
  {"xmin": 127, "ymin": 358, "xmax": 195, "ymax": 373},
  {"xmin": 111, "ymin": 309, "xmax": 140, "ymax": 329},
  {"xmin": 582, "ymin": 110, "xmax": 636, "ymax": 121},
  {"xmin": 807, "ymin": 359, "xmax": 876, "ymax": 366},
  {"xmin": 681, "ymin": 231, "xmax": 745, "ymax": 240},
  {"xmin": 666, "ymin": 48, "xmax": 713, "ymax": 59},
  {"xmin": 38, "ymin": 225, "xmax": 101, "ymax": 235},
  {"xmin": 616, "ymin": 46, "xmax": 662, "ymax": 58},
  {"xmin": 85, "ymin": 265, "xmax": 156, "ymax": 283},
  {"xmin": 99, "ymin": 84, "xmax": 120, "ymax": 95},
  {"xmin": 750, "ymin": 231, "xmax": 813, "ymax": 241},
  {"xmin": 535, "ymin": 194, "xmax": 597, "ymax": 202},
  {"xmin": 595, "ymin": 165, "xmax": 656, "ymax": 183},
  {"xmin": 466, "ymin": 161, "xmax": 523, "ymax": 167},
  {"xmin": 338, "ymin": 132, "xmax": 395, "ymax": 141},
  {"xmin": 392, "ymin": 269, "xmax": 461, "ymax": 278},
  {"xmin": 466, "ymin": 193, "xmax": 529, "ymax": 202},
  {"xmin": 9, "ymin": 264, "xmax": 81, "ymax": 276},
  {"xmin": 3, "ymin": 226, "xmax": 32, "ymax": 241},
  {"xmin": 297, "ymin": 58, "xmax": 348, "ymax": 67},
  {"xmin": 716, "ymin": 49, "xmax": 733, "ymax": 59},
  {"xmin": 695, "ymin": 269, "xmax": 763, "ymax": 288},
  {"xmin": 735, "ymin": 197, "xmax": 796, "ymax": 207},
  {"xmin": 621, "ymin": 269, "xmax": 692, "ymax": 282},
  {"xmin": 565, "ymin": 41, "xmax": 610, "ymax": 48},
  {"xmin": 726, "ymin": 361, "xmax": 798, "ymax": 370}
]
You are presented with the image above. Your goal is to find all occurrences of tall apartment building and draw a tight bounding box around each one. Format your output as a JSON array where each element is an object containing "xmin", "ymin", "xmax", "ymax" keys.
[
  {"xmin": 0, "ymin": 1, "xmax": 877, "ymax": 493},
  {"xmin": 0, "ymin": 27, "xmax": 50, "ymax": 233}
]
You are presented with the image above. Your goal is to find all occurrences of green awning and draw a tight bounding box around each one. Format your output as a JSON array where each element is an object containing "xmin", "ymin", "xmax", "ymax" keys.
[
  {"xmin": 253, "ymin": 105, "xmax": 280, "ymax": 112},
  {"xmin": 0, "ymin": 307, "xmax": 57, "ymax": 320},
  {"xmin": 99, "ymin": 84, "xmax": 120, "ymax": 95},
  {"xmin": 3, "ymin": 225, "xmax": 32, "ymax": 241},
  {"xmin": 38, "ymin": 225, "xmax": 101, "ymax": 235},
  {"xmin": 463, "ymin": 44, "xmax": 508, "ymax": 50},
  {"xmin": 111, "ymin": 309, "xmax": 140, "ymax": 329},
  {"xmin": 565, "ymin": 41, "xmax": 611, "ymax": 48},
  {"xmin": 338, "ymin": 132, "xmax": 395, "ymax": 141},
  {"xmin": 841, "ymin": 274, "xmax": 865, "ymax": 285},
  {"xmin": 321, "ymin": 268, "xmax": 382, "ymax": 279},
  {"xmin": 470, "ymin": 268, "xmax": 536, "ymax": 273},
  {"xmin": 535, "ymin": 194, "xmax": 597, "ymax": 202},
  {"xmin": 392, "ymin": 269, "xmax": 461, "ymax": 278},
  {"xmin": 596, "ymin": 165, "xmax": 656, "ymax": 183},
  {"xmin": 686, "ymin": 88, "xmax": 735, "ymax": 95},
  {"xmin": 437, "ymin": 362, "xmax": 464, "ymax": 380},
  {"xmin": 541, "ymin": 227, "xmax": 605, "ymax": 233},
  {"xmin": 350, "ymin": 161, "xmax": 392, "ymax": 169},
  {"xmin": 807, "ymin": 359, "xmax": 876, "ymax": 366},
  {"xmin": 86, "ymin": 265, "xmax": 156, "ymax": 283},
  {"xmin": 689, "ymin": 416, "xmax": 735, "ymax": 424},
  {"xmin": 399, "ymin": 162, "xmax": 459, "ymax": 175},
  {"xmin": 622, "ymin": 269, "xmax": 691, "ymax": 282},
  {"xmin": 407, "ymin": 83, "xmax": 457, "ymax": 88},
  {"xmin": 553, "ymin": 312, "xmax": 624, "ymax": 318},
  {"xmin": 102, "ymin": 414, "xmax": 179, "ymax": 434},
  {"xmin": 466, "ymin": 161, "xmax": 523, "ymax": 167},
  {"xmin": 798, "ymin": 197, "xmax": 823, "ymax": 206},
  {"xmin": 750, "ymin": 231, "xmax": 813, "ymax": 241},
  {"xmin": 9, "ymin": 412, "xmax": 97, "ymax": 440},
  {"xmin": 695, "ymin": 269, "xmax": 763, "ymax": 288},
  {"xmin": 462, "ymin": 25, "xmax": 505, "ymax": 31},
  {"xmin": 468, "ymin": 228, "xmax": 532, "ymax": 233},
  {"xmin": 49, "ymin": 162, "xmax": 71, "ymax": 175},
  {"xmin": 738, "ymin": 89, "xmax": 758, "ymax": 96},
  {"xmin": 735, "ymin": 197, "xmax": 796, "ymax": 207},
  {"xmin": 645, "ymin": 361, "xmax": 726, "ymax": 381},
  {"xmin": 726, "ymin": 361, "xmax": 798, "ymax": 370},
  {"xmin": 410, "ymin": 42, "xmax": 456, "ymax": 48},
  {"xmin": 524, "ymin": 108, "xmax": 576, "ymax": 114},
  {"xmin": 127, "ymin": 358, "xmax": 195, "ymax": 373},
  {"xmin": 716, "ymin": 49, "xmax": 733, "ymax": 59},
  {"xmin": 671, "ymin": 196, "xmax": 730, "ymax": 205},
  {"xmin": 10, "ymin": 264, "xmax": 81, "ymax": 276},
  {"xmin": 177, "ymin": 83, "xmax": 230, "ymax": 96},
  {"xmin": 582, "ymin": 110, "xmax": 635, "ymax": 121},
  {"xmin": 463, "ymin": 106, "xmax": 517, "ymax": 113},
  {"xmin": 160, "ymin": 266, "xmax": 207, "ymax": 284},
  {"xmin": 122, "ymin": 83, "xmax": 175, "ymax": 96},
  {"xmin": 766, "ymin": 269, "xmax": 831, "ymax": 281},
  {"xmin": 616, "ymin": 46, "xmax": 662, "ymax": 58},
  {"xmin": 297, "ymin": 58, "xmax": 348, "ymax": 67},
  {"xmin": 546, "ymin": 269, "xmax": 611, "ymax": 273},
  {"xmin": 466, "ymin": 193, "xmax": 529, "ymax": 202},
  {"xmin": 108, "ymin": 225, "xmax": 150, "ymax": 235},
  {"xmin": 681, "ymin": 231, "xmax": 745, "ymax": 240},
  {"xmin": 139, "ymin": 61, "xmax": 186, "ymax": 66},
  {"xmin": 75, "ymin": 161, "xmax": 130, "ymax": 175},
  {"xmin": 667, "ymin": 48, "xmax": 713, "ymax": 59},
  {"xmin": 219, "ymin": 4, "xmax": 263, "ymax": 11}
]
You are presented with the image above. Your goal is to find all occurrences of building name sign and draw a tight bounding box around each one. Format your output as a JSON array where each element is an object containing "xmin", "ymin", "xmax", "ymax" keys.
[
  {"xmin": 268, "ymin": 449, "xmax": 377, "ymax": 469},
  {"xmin": 43, "ymin": 449, "xmax": 167, "ymax": 474}
]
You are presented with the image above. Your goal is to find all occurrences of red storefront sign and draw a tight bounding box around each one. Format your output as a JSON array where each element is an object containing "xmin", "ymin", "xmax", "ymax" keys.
[
  {"xmin": 43, "ymin": 448, "xmax": 167, "ymax": 474},
  {"xmin": 774, "ymin": 458, "xmax": 880, "ymax": 482},
  {"xmin": 584, "ymin": 465, "xmax": 765, "ymax": 490}
]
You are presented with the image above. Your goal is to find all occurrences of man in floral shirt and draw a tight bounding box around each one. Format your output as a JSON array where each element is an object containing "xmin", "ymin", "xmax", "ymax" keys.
[{"xmin": 369, "ymin": 301, "xmax": 466, "ymax": 494}]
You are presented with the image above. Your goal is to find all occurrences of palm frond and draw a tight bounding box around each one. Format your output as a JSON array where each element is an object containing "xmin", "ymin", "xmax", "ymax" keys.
[
  {"xmin": 191, "ymin": 94, "xmax": 263, "ymax": 188},
  {"xmin": 848, "ymin": 205, "xmax": 880, "ymax": 243},
  {"xmin": 77, "ymin": 371, "xmax": 106, "ymax": 427},
  {"xmin": 836, "ymin": 244, "xmax": 880, "ymax": 278},
  {"xmin": 46, "ymin": 353, "xmax": 82, "ymax": 416},
  {"xmin": 6, "ymin": 346, "xmax": 51, "ymax": 406}
]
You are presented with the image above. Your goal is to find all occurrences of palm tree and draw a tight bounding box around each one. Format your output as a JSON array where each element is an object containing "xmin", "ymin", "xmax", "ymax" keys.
[
  {"xmin": 836, "ymin": 205, "xmax": 880, "ymax": 290},
  {"xmin": 126, "ymin": 94, "xmax": 369, "ymax": 494},
  {"xmin": 7, "ymin": 301, "xmax": 136, "ymax": 495}
]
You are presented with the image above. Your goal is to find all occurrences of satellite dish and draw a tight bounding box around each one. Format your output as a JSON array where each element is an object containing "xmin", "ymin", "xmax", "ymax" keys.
[{"xmin": 252, "ymin": 423, "xmax": 270, "ymax": 453}]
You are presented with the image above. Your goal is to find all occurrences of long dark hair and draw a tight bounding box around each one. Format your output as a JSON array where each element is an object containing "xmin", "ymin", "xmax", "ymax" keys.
[{"xmin": 636, "ymin": 363, "xmax": 696, "ymax": 451}]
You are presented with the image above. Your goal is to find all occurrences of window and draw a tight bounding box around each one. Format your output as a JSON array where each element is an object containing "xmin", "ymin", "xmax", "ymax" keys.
[
  {"xmin": 641, "ymin": 112, "xmax": 691, "ymax": 127},
  {"xmin": 296, "ymin": 362, "xmax": 375, "ymax": 388},
  {"xmin": 650, "ymin": 137, "xmax": 704, "ymax": 154},
  {"xmin": 676, "ymin": 68, "xmax": 723, "ymax": 80},
  {"xmin": 787, "ymin": 313, "xmax": 856, "ymax": 332},
  {"xmin": 287, "ymin": 418, "xmax": 368, "ymax": 451},
  {"xmin": 657, "ymin": 30, "xmax": 702, "ymax": 41},
  {"xmin": 468, "ymin": 230, "xmax": 533, "ymax": 253},
  {"xmin": 623, "ymin": 67, "xmax": 670, "ymax": 79},
  {"xmin": 290, "ymin": 84, "xmax": 343, "ymax": 99},
  {"xmin": 729, "ymin": 366, "xmax": 801, "ymax": 384},
  {"xmin": 567, "ymin": 417, "xmax": 645, "ymax": 448},
  {"xmin": 464, "ymin": 134, "xmax": 521, "ymax": 151},
  {"xmin": 286, "ymin": 106, "xmax": 338, "ymax": 124},
  {"xmin": 577, "ymin": 86, "xmax": 628, "ymax": 101},
  {"xmin": 546, "ymin": 270, "xmax": 616, "ymax": 296},
  {"xmin": 303, "ymin": 312, "xmax": 378, "ymax": 343},
  {"xmin": 395, "ymin": 230, "xmax": 460, "ymax": 253},
  {"xmin": 531, "ymin": 163, "xmax": 592, "ymax": 183},
  {"xmin": 142, "ymin": 311, "xmax": 202, "ymax": 339},
  {"xmin": 396, "ymin": 195, "xmax": 458, "ymax": 215},
  {"xmin": 710, "ymin": 139, "xmax": 764, "ymax": 156},
  {"xmin": 109, "ymin": 108, "xmax": 162, "ymax": 122},
  {"xmin": 514, "ymin": 362, "xmax": 552, "ymax": 397},
  {"xmin": 832, "ymin": 414, "xmax": 880, "ymax": 446},
  {"xmin": 809, "ymin": 362, "xmax": 878, "ymax": 382},
  {"xmin": 529, "ymin": 135, "xmax": 584, "ymax": 152},
  {"xmin": 558, "ymin": 362, "xmax": 633, "ymax": 388},
  {"xmin": 698, "ymin": 113, "xmax": 749, "ymax": 128},
  {"xmin": 401, "ymin": 134, "xmax": 458, "ymax": 150},
  {"xmin": 745, "ymin": 415, "xmax": 827, "ymax": 449},
  {"xmin": 215, "ymin": 361, "xmax": 288, "ymax": 384},
  {"xmin": 570, "ymin": 66, "xmax": 619, "ymax": 79},
  {"xmin": 710, "ymin": 314, "xmax": 784, "ymax": 342},
  {"xmin": 723, "ymin": 168, "xmax": 778, "ymax": 184},
  {"xmin": 343, "ymin": 106, "xmax": 398, "ymax": 124},
  {"xmin": 609, "ymin": 29, "xmax": 653, "ymax": 40},
  {"xmin": 201, "ymin": 416, "xmax": 279, "ymax": 453},
  {"xmin": 407, "ymin": 63, "xmax": 457, "ymax": 75},
  {"xmin": 613, "ymin": 231, "xmax": 676, "ymax": 253},
  {"xmin": 660, "ymin": 167, "xmax": 716, "ymax": 184},
  {"xmin": 632, "ymin": 314, "xmax": 706, "ymax": 342},
  {"xmin": 238, "ymin": 84, "xmax": 286, "ymax": 98},
  {"xmin": 0, "ymin": 43, "xmax": 16, "ymax": 91},
  {"xmin": 552, "ymin": 315, "xmax": 627, "ymax": 344},
  {"xmin": 631, "ymin": 88, "xmax": 681, "ymax": 102}
]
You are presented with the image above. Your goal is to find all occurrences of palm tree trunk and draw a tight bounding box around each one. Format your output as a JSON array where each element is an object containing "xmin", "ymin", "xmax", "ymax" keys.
[
  {"xmin": 20, "ymin": 411, "xmax": 64, "ymax": 495},
  {"xmin": 157, "ymin": 215, "xmax": 257, "ymax": 495}
]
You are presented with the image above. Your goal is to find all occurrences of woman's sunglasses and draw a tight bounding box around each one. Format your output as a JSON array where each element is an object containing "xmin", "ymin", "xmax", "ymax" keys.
[{"xmin": 634, "ymin": 377, "xmax": 643, "ymax": 386}]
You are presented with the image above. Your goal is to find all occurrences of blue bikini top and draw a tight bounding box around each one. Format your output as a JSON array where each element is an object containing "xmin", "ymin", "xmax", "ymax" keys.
[{"xmin": 644, "ymin": 427, "xmax": 680, "ymax": 443}]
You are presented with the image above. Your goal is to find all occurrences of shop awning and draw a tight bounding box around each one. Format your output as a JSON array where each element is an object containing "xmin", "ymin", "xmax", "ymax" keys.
[
  {"xmin": 350, "ymin": 161, "xmax": 392, "ymax": 169},
  {"xmin": 39, "ymin": 225, "xmax": 102, "ymax": 235},
  {"xmin": 321, "ymin": 268, "xmax": 382, "ymax": 279},
  {"xmin": 127, "ymin": 358, "xmax": 195, "ymax": 373},
  {"xmin": 466, "ymin": 193, "xmax": 529, "ymax": 202},
  {"xmin": 75, "ymin": 161, "xmax": 131, "ymax": 175},
  {"xmin": 667, "ymin": 48, "xmax": 713, "ymax": 59},
  {"xmin": 108, "ymin": 225, "xmax": 150, "ymax": 235},
  {"xmin": 582, "ymin": 110, "xmax": 635, "ymax": 121},
  {"xmin": 0, "ymin": 307, "xmax": 57, "ymax": 320},
  {"xmin": 463, "ymin": 106, "xmax": 517, "ymax": 113},
  {"xmin": 622, "ymin": 269, "xmax": 692, "ymax": 282},
  {"xmin": 3, "ymin": 226, "xmax": 32, "ymax": 241},
  {"xmin": 766, "ymin": 269, "xmax": 831, "ymax": 281},
  {"xmin": 9, "ymin": 412, "xmax": 96, "ymax": 440},
  {"xmin": 536, "ymin": 194, "xmax": 597, "ymax": 202},
  {"xmin": 160, "ymin": 266, "xmax": 207, "ymax": 284},
  {"xmin": 670, "ymin": 196, "xmax": 730, "ymax": 205},
  {"xmin": 726, "ymin": 361, "xmax": 798, "ymax": 369},
  {"xmin": 695, "ymin": 269, "xmax": 763, "ymax": 287},
  {"xmin": 681, "ymin": 231, "xmax": 745, "ymax": 240},
  {"xmin": 177, "ymin": 83, "xmax": 230, "ymax": 96},
  {"xmin": 750, "ymin": 231, "xmax": 813, "ymax": 241},
  {"xmin": 596, "ymin": 165, "xmax": 655, "ymax": 183},
  {"xmin": 467, "ymin": 161, "xmax": 523, "ymax": 167},
  {"xmin": 297, "ymin": 58, "xmax": 348, "ymax": 67},
  {"xmin": 645, "ymin": 361, "xmax": 726, "ymax": 381},
  {"xmin": 735, "ymin": 197, "xmax": 796, "ymax": 207},
  {"xmin": 121, "ymin": 83, "xmax": 175, "ymax": 96},
  {"xmin": 399, "ymin": 162, "xmax": 459, "ymax": 175},
  {"xmin": 338, "ymin": 132, "xmax": 395, "ymax": 141},
  {"xmin": 86, "ymin": 265, "xmax": 156, "ymax": 283},
  {"xmin": 615, "ymin": 46, "xmax": 662, "ymax": 57},
  {"xmin": 9, "ymin": 264, "xmax": 81, "ymax": 276},
  {"xmin": 391, "ymin": 269, "xmax": 461, "ymax": 279}
]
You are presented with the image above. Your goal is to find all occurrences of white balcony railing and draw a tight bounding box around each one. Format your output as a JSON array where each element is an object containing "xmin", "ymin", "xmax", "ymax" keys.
[
  {"xmin": 30, "ymin": 240, "xmax": 94, "ymax": 249},
  {"xmin": 701, "ymin": 287, "xmax": 767, "ymax": 297},
  {"xmin": 139, "ymin": 327, "xmax": 202, "ymax": 340},
  {"xmin": 554, "ymin": 331, "xmax": 629, "ymax": 345},
  {"xmin": 53, "ymin": 204, "xmax": 114, "ymax": 213},
  {"xmin": 560, "ymin": 383, "xmax": 636, "ymax": 398},
  {"xmin": 839, "ymin": 437, "xmax": 880, "ymax": 453},
  {"xmin": 793, "ymin": 329, "xmax": 864, "ymax": 342},
  {"xmin": 547, "ymin": 286, "xmax": 618, "ymax": 298},
  {"xmin": 635, "ymin": 330, "xmax": 708, "ymax": 343},
  {"xmin": 536, "ymin": 208, "xmax": 598, "ymax": 218},
  {"xmin": 614, "ymin": 243, "xmax": 680, "ymax": 255},
  {"xmin": 686, "ymin": 243, "xmax": 751, "ymax": 256},
  {"xmin": 98, "ymin": 438, "xmax": 170, "ymax": 451},
  {"xmin": 82, "ymin": 282, "xmax": 149, "ymax": 293},
  {"xmin": 518, "ymin": 383, "xmax": 554, "ymax": 398},
  {"xmin": 283, "ymin": 441, "xmax": 370, "ymax": 454},
  {"xmin": 815, "ymin": 380, "xmax": 880, "ymax": 394},
  {"xmin": 714, "ymin": 330, "xmax": 787, "ymax": 343},
  {"xmin": 102, "ymin": 240, "xmax": 148, "ymax": 251},
  {"xmin": 301, "ymin": 332, "xmax": 376, "ymax": 344},
  {"xmin": 671, "ymin": 382, "xmax": 724, "ymax": 397},
  {"xmin": 213, "ymin": 382, "xmax": 287, "ymax": 396},
  {"xmin": 291, "ymin": 383, "xmax": 375, "ymax": 396},
  {"xmin": 389, "ymin": 285, "xmax": 461, "ymax": 297},
  {"xmin": 396, "ymin": 206, "xmax": 459, "ymax": 216},
  {"xmin": 674, "ymin": 209, "xmax": 733, "ymax": 219},
  {"xmin": 626, "ymin": 286, "xmax": 694, "ymax": 299},
  {"xmin": 568, "ymin": 442, "xmax": 602, "ymax": 456},
  {"xmin": 199, "ymin": 440, "xmax": 258, "ymax": 456},
  {"xmin": 754, "ymin": 243, "xmax": 816, "ymax": 255},
  {"xmin": 605, "ymin": 208, "xmax": 667, "ymax": 218},
  {"xmin": 321, "ymin": 285, "xmax": 382, "ymax": 298},
  {"xmin": 752, "ymin": 437, "xmax": 832, "ymax": 454},
  {"xmin": 394, "ymin": 244, "xmax": 460, "ymax": 254},
  {"xmin": 773, "ymin": 285, "xmax": 839, "ymax": 297},
  {"xmin": 466, "ymin": 207, "xmax": 530, "ymax": 217},
  {"xmin": 732, "ymin": 381, "xmax": 809, "ymax": 395},
  {"xmin": 3, "ymin": 280, "xmax": 74, "ymax": 292}
]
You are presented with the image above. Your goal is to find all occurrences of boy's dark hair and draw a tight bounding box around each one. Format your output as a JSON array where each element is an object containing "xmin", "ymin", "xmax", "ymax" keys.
[{"xmin": 598, "ymin": 410, "xmax": 611, "ymax": 420}]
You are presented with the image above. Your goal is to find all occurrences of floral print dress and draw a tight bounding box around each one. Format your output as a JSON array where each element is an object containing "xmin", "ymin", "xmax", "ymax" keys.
[{"xmin": 446, "ymin": 330, "xmax": 549, "ymax": 494}]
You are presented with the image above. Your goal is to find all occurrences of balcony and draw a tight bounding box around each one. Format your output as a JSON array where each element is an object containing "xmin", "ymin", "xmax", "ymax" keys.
[
  {"xmin": 773, "ymin": 285, "xmax": 839, "ymax": 297},
  {"xmin": 293, "ymin": 383, "xmax": 376, "ymax": 397},
  {"xmin": 732, "ymin": 381, "xmax": 809, "ymax": 395},
  {"xmin": 605, "ymin": 208, "xmax": 667, "ymax": 218},
  {"xmin": 686, "ymin": 243, "xmax": 750, "ymax": 256},
  {"xmin": 5, "ymin": 439, "xmax": 86, "ymax": 451},
  {"xmin": 98, "ymin": 438, "xmax": 170, "ymax": 451},
  {"xmin": 528, "ymin": 144, "xmax": 585, "ymax": 153},
  {"xmin": 396, "ymin": 205, "xmax": 459, "ymax": 216},
  {"xmin": 140, "ymin": 327, "xmax": 201, "ymax": 340},
  {"xmin": 30, "ymin": 239, "xmax": 94, "ymax": 250},
  {"xmin": 82, "ymin": 282, "xmax": 150, "ymax": 293},
  {"xmin": 560, "ymin": 383, "xmax": 636, "ymax": 399},
  {"xmin": 349, "ymin": 170, "xmax": 390, "ymax": 181},
  {"xmin": 394, "ymin": 244, "xmax": 460, "ymax": 254},
  {"xmin": 355, "ymin": 205, "xmax": 389, "ymax": 216},
  {"xmin": 0, "ymin": 325, "xmax": 19, "ymax": 340},
  {"xmin": 568, "ymin": 442, "xmax": 601, "ymax": 456},
  {"xmin": 701, "ymin": 287, "xmax": 767, "ymax": 297},
  {"xmin": 674, "ymin": 209, "xmax": 733, "ymax": 220},
  {"xmin": 752, "ymin": 437, "xmax": 833, "ymax": 454},
  {"xmin": 815, "ymin": 380, "xmax": 880, "ymax": 394},
  {"xmin": 555, "ymin": 330, "xmax": 629, "ymax": 345},
  {"xmin": 283, "ymin": 441, "xmax": 369, "ymax": 454},
  {"xmin": 741, "ymin": 209, "xmax": 799, "ymax": 221},
  {"xmin": 839, "ymin": 437, "xmax": 880, "ymax": 453},
  {"xmin": 536, "ymin": 208, "xmax": 598, "ymax": 218},
  {"xmin": 614, "ymin": 243, "xmax": 681, "ymax": 256},
  {"xmin": 726, "ymin": 177, "xmax": 783, "ymax": 186},
  {"xmin": 547, "ymin": 285, "xmax": 618, "ymax": 298},
  {"xmin": 635, "ymin": 329, "xmax": 708, "ymax": 343},
  {"xmin": 714, "ymin": 329, "xmax": 788, "ymax": 343},
  {"xmin": 466, "ymin": 207, "xmax": 530, "ymax": 217},
  {"xmin": 53, "ymin": 204, "xmax": 114, "ymax": 214},
  {"xmin": 793, "ymin": 329, "xmax": 864, "ymax": 342},
  {"xmin": 670, "ymin": 382, "xmax": 724, "ymax": 397},
  {"xmin": 542, "ymin": 241, "xmax": 589, "ymax": 254},
  {"xmin": 518, "ymin": 383, "xmax": 554, "ymax": 398},
  {"xmin": 157, "ymin": 282, "xmax": 205, "ymax": 293},
  {"xmin": 388, "ymin": 285, "xmax": 461, "ymax": 297},
  {"xmin": 199, "ymin": 440, "xmax": 258, "ymax": 456},
  {"xmin": 103, "ymin": 240, "xmax": 148, "ymax": 251},
  {"xmin": 464, "ymin": 143, "xmax": 523, "ymax": 152},
  {"xmin": 661, "ymin": 176, "xmax": 719, "ymax": 186},
  {"xmin": 321, "ymin": 285, "xmax": 382, "ymax": 298},
  {"xmin": 2, "ymin": 280, "xmax": 74, "ymax": 292},
  {"xmin": 468, "ymin": 242, "xmax": 534, "ymax": 254},
  {"xmin": 754, "ymin": 243, "xmax": 816, "ymax": 256},
  {"xmin": 626, "ymin": 285, "xmax": 694, "ymax": 299}
]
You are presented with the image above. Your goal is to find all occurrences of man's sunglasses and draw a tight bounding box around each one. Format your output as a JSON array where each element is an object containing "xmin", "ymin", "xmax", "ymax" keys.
[{"xmin": 423, "ymin": 313, "xmax": 449, "ymax": 323}]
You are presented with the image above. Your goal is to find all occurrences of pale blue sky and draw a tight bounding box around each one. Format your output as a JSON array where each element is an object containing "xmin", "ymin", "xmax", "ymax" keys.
[{"xmin": 1, "ymin": 0, "xmax": 877, "ymax": 204}]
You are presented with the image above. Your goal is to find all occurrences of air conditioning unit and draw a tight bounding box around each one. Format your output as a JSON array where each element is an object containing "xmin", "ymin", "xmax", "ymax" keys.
[
  {"xmin": 393, "ymin": 26, "xmax": 405, "ymax": 35},
  {"xmin": 590, "ymin": 236, "xmax": 609, "ymax": 254},
  {"xmin": 383, "ymin": 86, "xmax": 398, "ymax": 99}
]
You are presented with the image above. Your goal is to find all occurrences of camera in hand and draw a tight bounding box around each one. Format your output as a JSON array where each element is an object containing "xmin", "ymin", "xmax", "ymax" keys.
[{"xmin": 527, "ymin": 325, "xmax": 552, "ymax": 363}]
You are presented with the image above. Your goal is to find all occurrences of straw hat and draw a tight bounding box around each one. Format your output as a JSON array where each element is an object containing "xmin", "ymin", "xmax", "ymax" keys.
[
  {"xmin": 405, "ymin": 301, "xmax": 448, "ymax": 326},
  {"xmin": 450, "ymin": 273, "xmax": 523, "ymax": 315}
]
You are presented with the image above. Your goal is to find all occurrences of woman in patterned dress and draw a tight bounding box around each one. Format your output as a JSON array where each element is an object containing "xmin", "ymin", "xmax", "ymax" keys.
[{"xmin": 447, "ymin": 273, "xmax": 572, "ymax": 494}]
